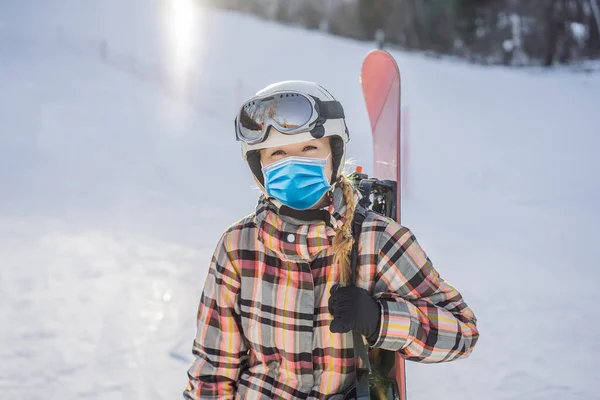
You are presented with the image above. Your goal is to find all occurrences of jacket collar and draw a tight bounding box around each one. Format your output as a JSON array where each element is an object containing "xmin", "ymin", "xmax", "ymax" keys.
[{"xmin": 254, "ymin": 186, "xmax": 353, "ymax": 262}]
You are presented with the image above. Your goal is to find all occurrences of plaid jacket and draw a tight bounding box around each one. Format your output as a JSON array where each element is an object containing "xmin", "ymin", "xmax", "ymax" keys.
[{"xmin": 184, "ymin": 190, "xmax": 478, "ymax": 399}]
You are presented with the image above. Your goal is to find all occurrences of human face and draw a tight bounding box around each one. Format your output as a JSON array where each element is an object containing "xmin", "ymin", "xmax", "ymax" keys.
[{"xmin": 259, "ymin": 135, "xmax": 333, "ymax": 183}]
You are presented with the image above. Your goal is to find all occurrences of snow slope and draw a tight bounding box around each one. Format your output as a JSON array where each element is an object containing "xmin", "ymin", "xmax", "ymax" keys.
[{"xmin": 1, "ymin": 1, "xmax": 599, "ymax": 399}]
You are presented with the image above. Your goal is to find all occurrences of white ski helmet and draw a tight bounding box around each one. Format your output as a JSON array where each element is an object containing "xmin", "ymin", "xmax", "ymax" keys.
[{"xmin": 239, "ymin": 80, "xmax": 350, "ymax": 189}]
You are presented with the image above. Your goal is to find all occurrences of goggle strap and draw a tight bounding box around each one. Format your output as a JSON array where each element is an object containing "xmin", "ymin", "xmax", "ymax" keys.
[{"xmin": 318, "ymin": 100, "xmax": 345, "ymax": 119}]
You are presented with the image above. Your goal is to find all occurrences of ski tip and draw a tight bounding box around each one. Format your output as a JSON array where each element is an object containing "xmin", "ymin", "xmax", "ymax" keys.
[
  {"xmin": 361, "ymin": 49, "xmax": 400, "ymax": 74},
  {"xmin": 365, "ymin": 49, "xmax": 392, "ymax": 57}
]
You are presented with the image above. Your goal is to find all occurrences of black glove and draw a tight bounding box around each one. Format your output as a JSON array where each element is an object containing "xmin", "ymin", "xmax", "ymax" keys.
[{"xmin": 328, "ymin": 285, "xmax": 382, "ymax": 342}]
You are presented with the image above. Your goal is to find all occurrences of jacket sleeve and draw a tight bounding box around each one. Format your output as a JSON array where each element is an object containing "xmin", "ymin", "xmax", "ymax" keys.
[
  {"xmin": 184, "ymin": 234, "xmax": 249, "ymax": 399},
  {"xmin": 369, "ymin": 221, "xmax": 479, "ymax": 363}
]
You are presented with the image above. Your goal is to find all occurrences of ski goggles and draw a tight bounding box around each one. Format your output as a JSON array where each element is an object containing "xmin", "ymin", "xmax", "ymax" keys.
[{"xmin": 235, "ymin": 91, "xmax": 345, "ymax": 145}]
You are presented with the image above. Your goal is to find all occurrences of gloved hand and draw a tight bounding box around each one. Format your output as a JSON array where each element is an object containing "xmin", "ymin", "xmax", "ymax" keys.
[{"xmin": 328, "ymin": 285, "xmax": 382, "ymax": 343}]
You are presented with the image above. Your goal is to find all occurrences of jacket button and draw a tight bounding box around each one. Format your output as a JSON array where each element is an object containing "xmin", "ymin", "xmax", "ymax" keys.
[{"xmin": 287, "ymin": 234, "xmax": 295, "ymax": 242}]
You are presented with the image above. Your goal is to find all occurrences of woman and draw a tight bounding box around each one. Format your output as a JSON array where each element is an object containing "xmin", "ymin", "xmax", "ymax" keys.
[{"xmin": 184, "ymin": 81, "xmax": 479, "ymax": 399}]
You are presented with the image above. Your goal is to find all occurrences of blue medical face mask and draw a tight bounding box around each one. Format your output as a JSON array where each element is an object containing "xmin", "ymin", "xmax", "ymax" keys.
[{"xmin": 262, "ymin": 154, "xmax": 332, "ymax": 210}]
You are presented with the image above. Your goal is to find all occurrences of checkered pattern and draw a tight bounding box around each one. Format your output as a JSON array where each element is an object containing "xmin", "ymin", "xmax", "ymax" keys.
[{"xmin": 184, "ymin": 193, "xmax": 478, "ymax": 399}]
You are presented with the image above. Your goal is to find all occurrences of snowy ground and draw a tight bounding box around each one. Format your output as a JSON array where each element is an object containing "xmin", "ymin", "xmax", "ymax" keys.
[{"xmin": 1, "ymin": 1, "xmax": 599, "ymax": 399}]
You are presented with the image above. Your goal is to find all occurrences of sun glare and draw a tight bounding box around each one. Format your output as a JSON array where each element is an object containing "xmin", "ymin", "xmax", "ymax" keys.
[{"xmin": 164, "ymin": 0, "xmax": 200, "ymax": 94}]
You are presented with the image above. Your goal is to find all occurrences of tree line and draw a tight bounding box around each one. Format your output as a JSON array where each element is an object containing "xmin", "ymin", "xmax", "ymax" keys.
[{"xmin": 200, "ymin": 0, "xmax": 600, "ymax": 66}]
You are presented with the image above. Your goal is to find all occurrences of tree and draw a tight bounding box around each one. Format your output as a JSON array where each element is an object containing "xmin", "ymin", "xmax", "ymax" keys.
[{"xmin": 358, "ymin": 0, "xmax": 393, "ymax": 40}]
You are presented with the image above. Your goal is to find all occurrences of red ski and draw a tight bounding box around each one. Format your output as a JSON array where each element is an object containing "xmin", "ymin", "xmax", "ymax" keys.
[
  {"xmin": 360, "ymin": 49, "xmax": 406, "ymax": 400},
  {"xmin": 361, "ymin": 49, "xmax": 402, "ymax": 221}
]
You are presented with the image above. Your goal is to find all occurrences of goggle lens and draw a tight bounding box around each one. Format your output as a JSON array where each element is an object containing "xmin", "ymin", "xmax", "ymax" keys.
[{"xmin": 237, "ymin": 94, "xmax": 314, "ymax": 142}]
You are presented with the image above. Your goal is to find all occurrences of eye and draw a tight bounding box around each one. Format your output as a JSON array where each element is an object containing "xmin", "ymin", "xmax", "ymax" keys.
[
  {"xmin": 271, "ymin": 149, "xmax": 286, "ymax": 156},
  {"xmin": 303, "ymin": 145, "xmax": 318, "ymax": 152}
]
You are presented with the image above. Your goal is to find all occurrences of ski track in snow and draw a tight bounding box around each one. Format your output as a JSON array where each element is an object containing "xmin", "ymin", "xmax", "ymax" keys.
[{"xmin": 1, "ymin": 1, "xmax": 599, "ymax": 399}]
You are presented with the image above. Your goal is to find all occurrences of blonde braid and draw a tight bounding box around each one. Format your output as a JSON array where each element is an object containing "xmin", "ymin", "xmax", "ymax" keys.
[{"xmin": 332, "ymin": 174, "xmax": 358, "ymax": 286}]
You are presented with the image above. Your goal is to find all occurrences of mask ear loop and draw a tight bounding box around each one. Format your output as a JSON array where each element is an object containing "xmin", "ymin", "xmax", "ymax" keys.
[{"xmin": 322, "ymin": 152, "xmax": 334, "ymax": 192}]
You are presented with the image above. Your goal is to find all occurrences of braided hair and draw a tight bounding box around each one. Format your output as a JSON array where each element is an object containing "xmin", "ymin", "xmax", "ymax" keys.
[{"xmin": 331, "ymin": 173, "xmax": 358, "ymax": 286}]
